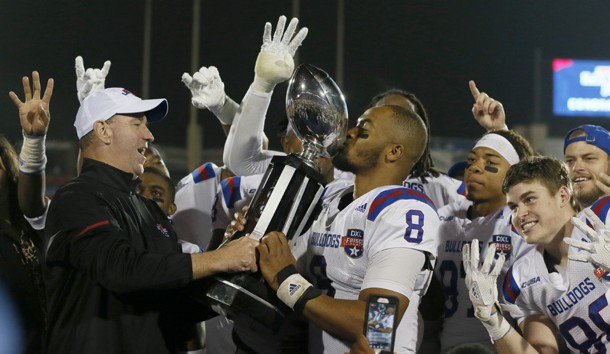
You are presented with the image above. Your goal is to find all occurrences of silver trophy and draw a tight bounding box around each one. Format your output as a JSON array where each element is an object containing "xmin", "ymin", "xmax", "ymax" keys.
[{"xmin": 201, "ymin": 64, "xmax": 348, "ymax": 331}]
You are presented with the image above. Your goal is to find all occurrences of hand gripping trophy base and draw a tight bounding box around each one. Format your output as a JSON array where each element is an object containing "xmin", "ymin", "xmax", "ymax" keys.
[{"xmin": 195, "ymin": 154, "xmax": 326, "ymax": 331}]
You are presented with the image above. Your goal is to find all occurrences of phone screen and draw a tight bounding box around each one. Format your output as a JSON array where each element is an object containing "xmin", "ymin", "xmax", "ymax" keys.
[{"xmin": 364, "ymin": 295, "xmax": 398, "ymax": 353}]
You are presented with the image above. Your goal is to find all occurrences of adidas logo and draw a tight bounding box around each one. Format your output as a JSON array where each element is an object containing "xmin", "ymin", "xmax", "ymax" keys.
[
  {"xmin": 355, "ymin": 203, "xmax": 367, "ymax": 213},
  {"xmin": 289, "ymin": 283, "xmax": 302, "ymax": 296}
]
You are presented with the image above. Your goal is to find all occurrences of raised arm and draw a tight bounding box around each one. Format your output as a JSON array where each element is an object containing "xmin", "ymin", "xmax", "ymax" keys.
[
  {"xmin": 469, "ymin": 80, "xmax": 507, "ymax": 131},
  {"xmin": 75, "ymin": 56, "xmax": 111, "ymax": 103},
  {"xmin": 223, "ymin": 15, "xmax": 308, "ymax": 176},
  {"xmin": 9, "ymin": 71, "xmax": 53, "ymax": 220},
  {"xmin": 182, "ymin": 65, "xmax": 239, "ymax": 136}
]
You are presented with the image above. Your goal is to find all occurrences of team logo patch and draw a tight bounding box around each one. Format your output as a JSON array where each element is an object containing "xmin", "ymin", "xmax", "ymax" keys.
[
  {"xmin": 341, "ymin": 229, "xmax": 364, "ymax": 258},
  {"xmin": 593, "ymin": 264, "xmax": 609, "ymax": 280},
  {"xmin": 490, "ymin": 235, "xmax": 512, "ymax": 260},
  {"xmin": 156, "ymin": 224, "xmax": 171, "ymax": 238}
]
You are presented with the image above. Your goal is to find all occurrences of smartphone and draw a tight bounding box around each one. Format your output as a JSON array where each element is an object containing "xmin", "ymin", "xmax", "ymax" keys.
[{"xmin": 364, "ymin": 295, "xmax": 399, "ymax": 354}]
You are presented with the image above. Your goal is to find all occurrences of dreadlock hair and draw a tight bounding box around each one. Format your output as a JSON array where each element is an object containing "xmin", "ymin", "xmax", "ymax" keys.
[{"xmin": 483, "ymin": 129, "xmax": 537, "ymax": 161}]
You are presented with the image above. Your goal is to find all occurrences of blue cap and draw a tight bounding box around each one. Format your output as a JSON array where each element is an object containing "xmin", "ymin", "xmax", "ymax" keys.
[
  {"xmin": 563, "ymin": 124, "xmax": 610, "ymax": 156},
  {"xmin": 447, "ymin": 160, "xmax": 468, "ymax": 179}
]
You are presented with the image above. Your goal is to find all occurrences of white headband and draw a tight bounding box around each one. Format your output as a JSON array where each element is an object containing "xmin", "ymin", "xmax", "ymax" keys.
[{"xmin": 473, "ymin": 133, "xmax": 520, "ymax": 165}]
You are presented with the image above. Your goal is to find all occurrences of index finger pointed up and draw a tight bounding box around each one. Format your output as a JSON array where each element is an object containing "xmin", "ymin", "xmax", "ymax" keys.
[{"xmin": 469, "ymin": 80, "xmax": 481, "ymax": 100}]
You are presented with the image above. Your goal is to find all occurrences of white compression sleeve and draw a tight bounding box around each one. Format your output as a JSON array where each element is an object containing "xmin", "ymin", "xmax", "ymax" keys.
[{"xmin": 222, "ymin": 85, "xmax": 284, "ymax": 176}]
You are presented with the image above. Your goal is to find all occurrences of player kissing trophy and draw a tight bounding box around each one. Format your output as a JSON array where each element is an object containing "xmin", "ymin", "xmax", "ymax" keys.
[{"xmin": 202, "ymin": 64, "xmax": 348, "ymax": 330}]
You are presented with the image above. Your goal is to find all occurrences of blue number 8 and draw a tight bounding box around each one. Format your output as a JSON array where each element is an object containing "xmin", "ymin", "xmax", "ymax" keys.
[{"xmin": 404, "ymin": 210, "xmax": 424, "ymax": 244}]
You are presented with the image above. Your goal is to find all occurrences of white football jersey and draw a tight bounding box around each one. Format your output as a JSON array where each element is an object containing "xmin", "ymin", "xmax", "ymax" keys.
[
  {"xmin": 301, "ymin": 185, "xmax": 440, "ymax": 354},
  {"xmin": 502, "ymin": 196, "xmax": 610, "ymax": 353},
  {"xmin": 333, "ymin": 168, "xmax": 354, "ymax": 184},
  {"xmin": 171, "ymin": 162, "xmax": 223, "ymax": 249},
  {"xmin": 402, "ymin": 174, "xmax": 466, "ymax": 209},
  {"xmin": 211, "ymin": 174, "xmax": 263, "ymax": 231},
  {"xmin": 436, "ymin": 200, "xmax": 536, "ymax": 351}
]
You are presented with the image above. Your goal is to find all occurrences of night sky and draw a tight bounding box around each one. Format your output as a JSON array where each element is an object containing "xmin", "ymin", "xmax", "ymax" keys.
[{"xmin": 1, "ymin": 1, "xmax": 609, "ymax": 155}]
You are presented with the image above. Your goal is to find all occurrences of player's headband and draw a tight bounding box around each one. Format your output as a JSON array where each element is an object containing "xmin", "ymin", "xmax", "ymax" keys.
[{"xmin": 473, "ymin": 133, "xmax": 520, "ymax": 165}]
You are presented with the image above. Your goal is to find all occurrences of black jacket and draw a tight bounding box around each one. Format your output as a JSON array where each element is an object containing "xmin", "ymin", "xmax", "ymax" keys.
[{"xmin": 44, "ymin": 159, "xmax": 208, "ymax": 354}]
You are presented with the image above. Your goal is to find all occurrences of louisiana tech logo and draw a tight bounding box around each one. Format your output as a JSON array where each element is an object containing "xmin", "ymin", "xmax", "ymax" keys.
[
  {"xmin": 341, "ymin": 229, "xmax": 364, "ymax": 258},
  {"xmin": 490, "ymin": 235, "xmax": 512, "ymax": 260}
]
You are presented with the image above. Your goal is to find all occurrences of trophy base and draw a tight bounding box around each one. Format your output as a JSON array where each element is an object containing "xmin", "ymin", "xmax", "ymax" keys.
[
  {"xmin": 198, "ymin": 154, "xmax": 326, "ymax": 331},
  {"xmin": 204, "ymin": 272, "xmax": 289, "ymax": 332}
]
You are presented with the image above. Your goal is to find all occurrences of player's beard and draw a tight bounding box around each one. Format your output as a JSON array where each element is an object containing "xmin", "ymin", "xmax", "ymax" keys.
[
  {"xmin": 333, "ymin": 146, "xmax": 381, "ymax": 174},
  {"xmin": 575, "ymin": 184, "xmax": 605, "ymax": 208}
]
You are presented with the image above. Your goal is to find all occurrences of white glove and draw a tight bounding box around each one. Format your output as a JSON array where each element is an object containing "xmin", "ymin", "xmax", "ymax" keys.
[
  {"xmin": 566, "ymin": 208, "xmax": 610, "ymax": 272},
  {"xmin": 252, "ymin": 15, "xmax": 308, "ymax": 93},
  {"xmin": 75, "ymin": 56, "xmax": 111, "ymax": 103},
  {"xmin": 462, "ymin": 239, "xmax": 505, "ymax": 322},
  {"xmin": 181, "ymin": 66, "xmax": 238, "ymax": 125}
]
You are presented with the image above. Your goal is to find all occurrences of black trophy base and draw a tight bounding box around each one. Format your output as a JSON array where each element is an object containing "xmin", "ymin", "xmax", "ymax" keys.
[
  {"xmin": 198, "ymin": 154, "xmax": 325, "ymax": 331},
  {"xmin": 204, "ymin": 272, "xmax": 289, "ymax": 332}
]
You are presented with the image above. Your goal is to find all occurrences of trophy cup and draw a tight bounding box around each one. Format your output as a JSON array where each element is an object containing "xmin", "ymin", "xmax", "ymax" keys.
[{"xmin": 201, "ymin": 64, "xmax": 348, "ymax": 331}]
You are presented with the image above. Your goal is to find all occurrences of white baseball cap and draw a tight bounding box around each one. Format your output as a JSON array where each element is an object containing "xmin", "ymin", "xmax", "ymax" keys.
[{"xmin": 74, "ymin": 87, "xmax": 168, "ymax": 139}]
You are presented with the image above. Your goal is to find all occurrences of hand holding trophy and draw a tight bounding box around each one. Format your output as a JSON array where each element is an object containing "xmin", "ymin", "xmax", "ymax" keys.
[{"xmin": 202, "ymin": 64, "xmax": 348, "ymax": 330}]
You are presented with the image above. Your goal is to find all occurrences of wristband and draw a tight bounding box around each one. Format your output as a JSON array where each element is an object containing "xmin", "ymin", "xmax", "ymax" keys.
[
  {"xmin": 480, "ymin": 311, "xmax": 512, "ymax": 342},
  {"xmin": 276, "ymin": 265, "xmax": 321, "ymax": 312},
  {"xmin": 19, "ymin": 132, "xmax": 47, "ymax": 174},
  {"xmin": 277, "ymin": 264, "xmax": 299, "ymax": 284}
]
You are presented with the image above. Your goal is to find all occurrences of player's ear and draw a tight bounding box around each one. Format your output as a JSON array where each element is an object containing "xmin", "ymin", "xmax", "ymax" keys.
[
  {"xmin": 558, "ymin": 185, "xmax": 571, "ymax": 207},
  {"xmin": 386, "ymin": 143, "xmax": 404, "ymax": 163}
]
